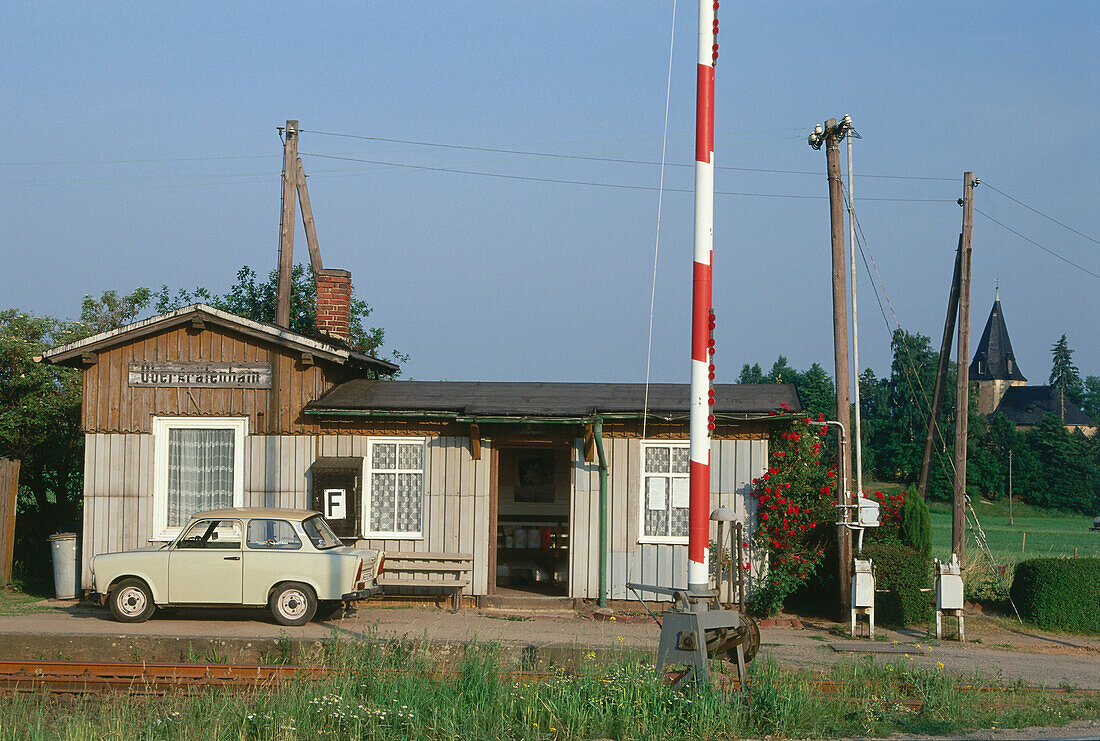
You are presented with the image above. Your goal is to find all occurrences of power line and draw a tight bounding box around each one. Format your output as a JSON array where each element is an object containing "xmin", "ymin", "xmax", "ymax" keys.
[
  {"xmin": 0, "ymin": 154, "xmax": 273, "ymax": 166},
  {"xmin": 975, "ymin": 208, "xmax": 1100, "ymax": 280},
  {"xmin": 298, "ymin": 128, "xmax": 957, "ymax": 182},
  {"xmin": 299, "ymin": 151, "xmax": 953, "ymax": 202},
  {"xmin": 982, "ymin": 181, "xmax": 1100, "ymax": 247}
]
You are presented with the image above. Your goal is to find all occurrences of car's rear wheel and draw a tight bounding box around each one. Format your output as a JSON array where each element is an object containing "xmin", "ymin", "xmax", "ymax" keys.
[
  {"xmin": 270, "ymin": 582, "xmax": 316, "ymax": 626},
  {"xmin": 109, "ymin": 578, "xmax": 155, "ymax": 623}
]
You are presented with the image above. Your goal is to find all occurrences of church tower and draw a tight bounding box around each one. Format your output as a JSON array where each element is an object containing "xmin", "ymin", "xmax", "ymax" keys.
[{"xmin": 969, "ymin": 297, "xmax": 1027, "ymax": 415}]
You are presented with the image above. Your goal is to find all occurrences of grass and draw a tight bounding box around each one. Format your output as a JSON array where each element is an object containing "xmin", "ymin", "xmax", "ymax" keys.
[
  {"xmin": 0, "ymin": 635, "xmax": 1096, "ymax": 740},
  {"xmin": 0, "ymin": 587, "xmax": 57, "ymax": 616},
  {"xmin": 926, "ymin": 498, "xmax": 1100, "ymax": 567}
]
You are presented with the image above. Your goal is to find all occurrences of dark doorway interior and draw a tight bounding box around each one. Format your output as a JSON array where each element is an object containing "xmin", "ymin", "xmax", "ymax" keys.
[{"xmin": 494, "ymin": 446, "xmax": 570, "ymax": 596}]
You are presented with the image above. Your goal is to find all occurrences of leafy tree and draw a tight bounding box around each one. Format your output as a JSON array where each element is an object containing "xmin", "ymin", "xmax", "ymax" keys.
[
  {"xmin": 899, "ymin": 486, "xmax": 932, "ymax": 556},
  {"xmin": 795, "ymin": 363, "xmax": 835, "ymax": 422},
  {"xmin": 868, "ymin": 329, "xmax": 953, "ymax": 490},
  {"xmin": 1049, "ymin": 334, "xmax": 1084, "ymax": 405},
  {"xmin": 1081, "ymin": 376, "xmax": 1100, "ymax": 422},
  {"xmin": 737, "ymin": 363, "xmax": 764, "ymax": 384},
  {"xmin": 766, "ymin": 356, "xmax": 797, "ymax": 385},
  {"xmin": 78, "ymin": 288, "xmax": 152, "ymax": 335},
  {"xmin": 856, "ymin": 368, "xmax": 889, "ymax": 479},
  {"xmin": 1025, "ymin": 414, "xmax": 1096, "ymax": 512},
  {"xmin": 154, "ymin": 264, "xmax": 404, "ymax": 366}
]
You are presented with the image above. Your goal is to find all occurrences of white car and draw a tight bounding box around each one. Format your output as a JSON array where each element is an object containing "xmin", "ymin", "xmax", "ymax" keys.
[{"xmin": 89, "ymin": 508, "xmax": 383, "ymax": 626}]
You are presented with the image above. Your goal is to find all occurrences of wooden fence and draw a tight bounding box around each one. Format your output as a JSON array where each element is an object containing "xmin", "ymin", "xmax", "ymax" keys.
[{"xmin": 0, "ymin": 459, "xmax": 18, "ymax": 585}]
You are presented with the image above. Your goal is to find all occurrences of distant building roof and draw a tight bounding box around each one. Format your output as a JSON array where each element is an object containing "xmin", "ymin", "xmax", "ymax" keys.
[
  {"xmin": 993, "ymin": 385, "xmax": 1096, "ymax": 428},
  {"xmin": 970, "ymin": 299, "xmax": 1026, "ymax": 382},
  {"xmin": 968, "ymin": 299, "xmax": 1025, "ymax": 380},
  {"xmin": 304, "ymin": 380, "xmax": 802, "ymax": 419}
]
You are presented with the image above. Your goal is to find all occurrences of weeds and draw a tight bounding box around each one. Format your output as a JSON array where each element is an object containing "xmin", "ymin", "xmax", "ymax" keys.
[{"xmin": 0, "ymin": 638, "xmax": 1094, "ymax": 740}]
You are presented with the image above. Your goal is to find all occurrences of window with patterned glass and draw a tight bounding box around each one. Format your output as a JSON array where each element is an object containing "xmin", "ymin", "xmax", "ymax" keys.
[
  {"xmin": 641, "ymin": 442, "xmax": 690, "ymax": 542},
  {"xmin": 366, "ymin": 439, "xmax": 425, "ymax": 537}
]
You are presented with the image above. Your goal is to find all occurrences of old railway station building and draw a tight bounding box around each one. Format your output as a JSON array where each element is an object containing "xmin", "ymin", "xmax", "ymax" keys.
[{"xmin": 43, "ymin": 272, "xmax": 798, "ymax": 604}]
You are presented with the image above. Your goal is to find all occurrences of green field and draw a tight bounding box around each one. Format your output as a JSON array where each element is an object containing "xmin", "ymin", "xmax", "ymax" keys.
[{"xmin": 927, "ymin": 498, "xmax": 1099, "ymax": 566}]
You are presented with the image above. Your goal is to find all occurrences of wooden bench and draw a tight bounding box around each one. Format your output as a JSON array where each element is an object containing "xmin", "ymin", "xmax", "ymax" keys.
[{"xmin": 376, "ymin": 552, "xmax": 473, "ymax": 611}]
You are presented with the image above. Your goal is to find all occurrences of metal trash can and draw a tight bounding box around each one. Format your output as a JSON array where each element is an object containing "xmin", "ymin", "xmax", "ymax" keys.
[{"xmin": 48, "ymin": 532, "xmax": 81, "ymax": 599}]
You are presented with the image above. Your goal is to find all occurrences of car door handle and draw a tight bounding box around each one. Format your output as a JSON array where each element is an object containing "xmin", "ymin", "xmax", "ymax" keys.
[{"xmin": 224, "ymin": 556, "xmax": 240, "ymax": 561}]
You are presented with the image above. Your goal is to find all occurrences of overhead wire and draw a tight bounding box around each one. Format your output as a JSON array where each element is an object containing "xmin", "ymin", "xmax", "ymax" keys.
[
  {"xmin": 975, "ymin": 208, "xmax": 1100, "ymax": 280},
  {"xmin": 297, "ymin": 151, "xmax": 952, "ymax": 202},
  {"xmin": 297, "ymin": 128, "xmax": 958, "ymax": 182},
  {"xmin": 982, "ymin": 181, "xmax": 1100, "ymax": 247},
  {"xmin": 846, "ymin": 184, "xmax": 1022, "ymax": 621},
  {"xmin": 642, "ymin": 0, "xmax": 677, "ymax": 443}
]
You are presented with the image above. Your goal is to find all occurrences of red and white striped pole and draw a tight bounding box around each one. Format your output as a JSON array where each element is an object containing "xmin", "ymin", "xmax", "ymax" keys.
[{"xmin": 688, "ymin": 0, "xmax": 718, "ymax": 593}]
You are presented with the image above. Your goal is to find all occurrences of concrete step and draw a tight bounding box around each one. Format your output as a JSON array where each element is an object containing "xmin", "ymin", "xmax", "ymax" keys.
[{"xmin": 480, "ymin": 595, "xmax": 575, "ymax": 613}]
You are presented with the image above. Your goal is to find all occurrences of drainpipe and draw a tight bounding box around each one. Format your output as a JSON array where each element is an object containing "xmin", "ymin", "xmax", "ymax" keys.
[{"xmin": 593, "ymin": 416, "xmax": 609, "ymax": 608}]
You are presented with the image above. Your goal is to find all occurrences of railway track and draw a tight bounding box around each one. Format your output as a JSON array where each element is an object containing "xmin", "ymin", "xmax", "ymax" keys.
[
  {"xmin": 1, "ymin": 658, "xmax": 1096, "ymax": 710},
  {"xmin": 0, "ymin": 659, "xmax": 331, "ymax": 695}
]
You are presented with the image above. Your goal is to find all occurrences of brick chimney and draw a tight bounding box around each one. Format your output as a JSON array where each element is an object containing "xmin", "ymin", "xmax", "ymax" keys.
[{"xmin": 314, "ymin": 268, "xmax": 352, "ymax": 341}]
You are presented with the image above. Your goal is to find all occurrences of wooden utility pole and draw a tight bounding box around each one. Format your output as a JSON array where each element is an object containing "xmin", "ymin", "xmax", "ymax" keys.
[
  {"xmin": 810, "ymin": 117, "xmax": 853, "ymax": 615},
  {"xmin": 295, "ymin": 158, "xmax": 324, "ymax": 275},
  {"xmin": 918, "ymin": 237, "xmax": 963, "ymax": 499},
  {"xmin": 276, "ymin": 120, "xmax": 299, "ymax": 328},
  {"xmin": 952, "ymin": 172, "xmax": 976, "ymax": 561}
]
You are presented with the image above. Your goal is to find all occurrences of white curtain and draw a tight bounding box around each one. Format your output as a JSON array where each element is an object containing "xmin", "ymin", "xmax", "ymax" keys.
[{"xmin": 167, "ymin": 428, "xmax": 235, "ymax": 527}]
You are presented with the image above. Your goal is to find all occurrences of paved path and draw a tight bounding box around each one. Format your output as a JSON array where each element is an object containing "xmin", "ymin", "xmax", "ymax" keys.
[{"xmin": 0, "ymin": 603, "xmax": 1098, "ymax": 690}]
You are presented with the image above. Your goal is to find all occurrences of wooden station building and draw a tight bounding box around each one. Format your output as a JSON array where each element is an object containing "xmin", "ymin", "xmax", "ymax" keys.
[{"xmin": 43, "ymin": 273, "xmax": 799, "ymax": 604}]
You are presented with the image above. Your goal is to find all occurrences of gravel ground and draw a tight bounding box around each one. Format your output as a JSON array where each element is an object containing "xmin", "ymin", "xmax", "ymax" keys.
[
  {"xmin": 0, "ymin": 601, "xmax": 1096, "ymax": 739},
  {"xmin": 0, "ymin": 601, "xmax": 1097, "ymax": 691}
]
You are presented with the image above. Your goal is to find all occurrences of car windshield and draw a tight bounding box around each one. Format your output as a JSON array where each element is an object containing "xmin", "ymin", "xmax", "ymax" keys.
[{"xmin": 302, "ymin": 515, "xmax": 342, "ymax": 550}]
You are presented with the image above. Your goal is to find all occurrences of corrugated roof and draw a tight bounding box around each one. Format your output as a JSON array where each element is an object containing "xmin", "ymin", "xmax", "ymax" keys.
[
  {"xmin": 304, "ymin": 380, "xmax": 802, "ymax": 418},
  {"xmin": 993, "ymin": 385, "xmax": 1096, "ymax": 427},
  {"xmin": 969, "ymin": 299, "xmax": 1026, "ymax": 382}
]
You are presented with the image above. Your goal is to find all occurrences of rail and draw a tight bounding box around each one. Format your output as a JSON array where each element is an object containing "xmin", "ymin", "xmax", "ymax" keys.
[{"xmin": 0, "ymin": 658, "xmax": 1096, "ymax": 705}]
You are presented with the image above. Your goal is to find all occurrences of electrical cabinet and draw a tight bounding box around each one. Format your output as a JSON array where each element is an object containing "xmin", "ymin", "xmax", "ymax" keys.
[
  {"xmin": 936, "ymin": 554, "xmax": 964, "ymax": 611},
  {"xmin": 309, "ymin": 457, "xmax": 363, "ymax": 539},
  {"xmin": 852, "ymin": 558, "xmax": 875, "ymax": 608}
]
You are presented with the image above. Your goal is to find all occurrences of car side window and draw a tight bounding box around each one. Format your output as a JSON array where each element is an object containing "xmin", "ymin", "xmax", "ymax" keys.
[
  {"xmin": 246, "ymin": 519, "xmax": 303, "ymax": 550},
  {"xmin": 175, "ymin": 519, "xmax": 242, "ymax": 549}
]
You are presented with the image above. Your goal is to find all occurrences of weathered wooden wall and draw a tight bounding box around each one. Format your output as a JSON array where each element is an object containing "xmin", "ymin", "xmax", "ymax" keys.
[
  {"xmin": 0, "ymin": 459, "xmax": 19, "ymax": 585},
  {"xmin": 80, "ymin": 324, "xmax": 343, "ymax": 435},
  {"xmin": 569, "ymin": 437, "xmax": 766, "ymax": 601},
  {"xmin": 81, "ymin": 433, "xmax": 491, "ymax": 595}
]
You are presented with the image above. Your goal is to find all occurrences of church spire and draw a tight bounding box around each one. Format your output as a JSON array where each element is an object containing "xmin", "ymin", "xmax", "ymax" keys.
[{"xmin": 969, "ymin": 297, "xmax": 1026, "ymax": 382}]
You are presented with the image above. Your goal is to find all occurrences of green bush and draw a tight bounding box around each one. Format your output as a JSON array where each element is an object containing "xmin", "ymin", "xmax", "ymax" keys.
[
  {"xmin": 899, "ymin": 488, "xmax": 932, "ymax": 557},
  {"xmin": 862, "ymin": 543, "xmax": 933, "ymax": 627},
  {"xmin": 1010, "ymin": 558, "xmax": 1100, "ymax": 634}
]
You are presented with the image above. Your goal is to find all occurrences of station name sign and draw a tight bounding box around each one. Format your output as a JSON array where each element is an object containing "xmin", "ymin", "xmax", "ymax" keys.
[{"xmin": 128, "ymin": 362, "xmax": 273, "ymax": 389}]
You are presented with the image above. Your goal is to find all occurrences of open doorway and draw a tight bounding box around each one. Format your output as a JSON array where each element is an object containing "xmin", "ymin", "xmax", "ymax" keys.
[{"xmin": 491, "ymin": 444, "xmax": 570, "ymax": 597}]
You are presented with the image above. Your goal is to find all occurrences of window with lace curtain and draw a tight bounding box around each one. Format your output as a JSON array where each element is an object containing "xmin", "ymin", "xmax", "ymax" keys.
[
  {"xmin": 365, "ymin": 438, "xmax": 425, "ymax": 538},
  {"xmin": 639, "ymin": 441, "xmax": 690, "ymax": 544},
  {"xmin": 152, "ymin": 417, "xmax": 247, "ymax": 539}
]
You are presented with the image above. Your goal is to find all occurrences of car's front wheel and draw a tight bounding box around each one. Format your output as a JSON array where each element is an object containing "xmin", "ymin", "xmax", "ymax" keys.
[
  {"xmin": 109, "ymin": 578, "xmax": 155, "ymax": 623},
  {"xmin": 270, "ymin": 582, "xmax": 317, "ymax": 626}
]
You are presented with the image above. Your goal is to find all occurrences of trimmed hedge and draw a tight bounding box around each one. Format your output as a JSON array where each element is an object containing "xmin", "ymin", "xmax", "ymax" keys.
[
  {"xmin": 861, "ymin": 543, "xmax": 933, "ymax": 627},
  {"xmin": 1010, "ymin": 558, "xmax": 1100, "ymax": 635}
]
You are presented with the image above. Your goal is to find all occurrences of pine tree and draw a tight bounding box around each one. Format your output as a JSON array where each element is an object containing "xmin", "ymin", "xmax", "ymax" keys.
[{"xmin": 1049, "ymin": 334, "xmax": 1084, "ymax": 404}]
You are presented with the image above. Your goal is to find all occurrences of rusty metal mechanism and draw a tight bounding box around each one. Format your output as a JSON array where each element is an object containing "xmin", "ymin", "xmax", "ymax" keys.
[{"xmin": 626, "ymin": 583, "xmax": 758, "ymax": 690}]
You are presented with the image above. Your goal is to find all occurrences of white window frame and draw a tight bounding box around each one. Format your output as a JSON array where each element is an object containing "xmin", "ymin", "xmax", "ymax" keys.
[
  {"xmin": 638, "ymin": 440, "xmax": 690, "ymax": 545},
  {"xmin": 364, "ymin": 437, "xmax": 426, "ymax": 540},
  {"xmin": 151, "ymin": 416, "xmax": 247, "ymax": 541}
]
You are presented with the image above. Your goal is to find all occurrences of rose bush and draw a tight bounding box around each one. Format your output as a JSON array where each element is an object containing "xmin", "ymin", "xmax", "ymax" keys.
[{"xmin": 750, "ymin": 409, "xmax": 836, "ymax": 616}]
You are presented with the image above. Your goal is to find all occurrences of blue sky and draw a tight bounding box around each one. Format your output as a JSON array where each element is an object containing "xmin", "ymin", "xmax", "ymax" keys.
[{"xmin": 4, "ymin": 2, "xmax": 1098, "ymax": 388}]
